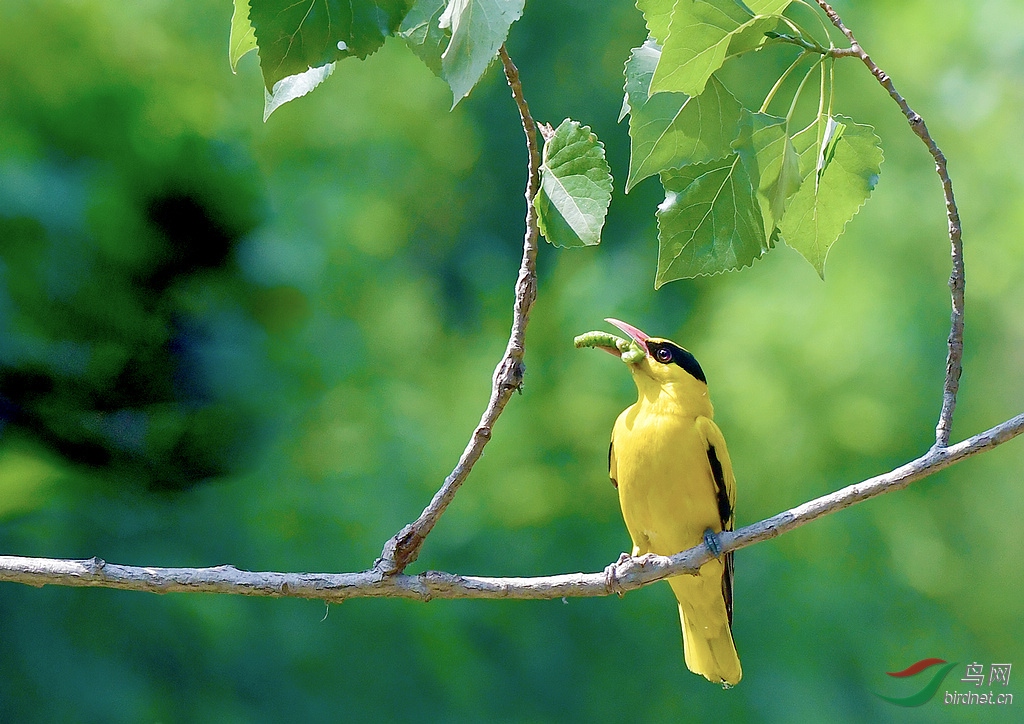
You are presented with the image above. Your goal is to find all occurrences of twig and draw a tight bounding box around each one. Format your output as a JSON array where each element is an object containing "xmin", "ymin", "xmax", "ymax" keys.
[
  {"xmin": 374, "ymin": 45, "xmax": 542, "ymax": 575},
  {"xmin": 4, "ymin": 412, "xmax": 1022, "ymax": 600},
  {"xmin": 814, "ymin": 0, "xmax": 965, "ymax": 448},
  {"xmin": 764, "ymin": 31, "xmax": 828, "ymax": 56}
]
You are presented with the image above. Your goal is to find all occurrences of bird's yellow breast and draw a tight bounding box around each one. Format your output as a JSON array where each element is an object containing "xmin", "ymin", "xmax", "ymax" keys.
[{"xmin": 612, "ymin": 396, "xmax": 722, "ymax": 558}]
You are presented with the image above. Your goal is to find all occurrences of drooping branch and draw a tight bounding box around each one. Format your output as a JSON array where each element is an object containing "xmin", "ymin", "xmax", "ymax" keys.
[
  {"xmin": 374, "ymin": 46, "xmax": 542, "ymax": 576},
  {"xmin": 4, "ymin": 412, "xmax": 1022, "ymax": 601},
  {"xmin": 815, "ymin": 0, "xmax": 965, "ymax": 448}
]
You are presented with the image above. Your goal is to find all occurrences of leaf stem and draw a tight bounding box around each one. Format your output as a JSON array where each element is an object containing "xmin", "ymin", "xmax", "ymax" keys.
[
  {"xmin": 776, "ymin": 15, "xmax": 826, "ymax": 53},
  {"xmin": 826, "ymin": 54, "xmax": 835, "ymax": 119},
  {"xmin": 760, "ymin": 51, "xmax": 808, "ymax": 115},
  {"xmin": 816, "ymin": 52, "xmax": 826, "ymax": 119},
  {"xmin": 793, "ymin": 0, "xmax": 837, "ymax": 49},
  {"xmin": 785, "ymin": 55, "xmax": 824, "ymax": 124}
]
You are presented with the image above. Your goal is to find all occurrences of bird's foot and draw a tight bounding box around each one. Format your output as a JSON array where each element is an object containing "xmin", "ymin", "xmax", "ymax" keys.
[
  {"xmin": 603, "ymin": 553, "xmax": 632, "ymax": 598},
  {"xmin": 702, "ymin": 528, "xmax": 722, "ymax": 558}
]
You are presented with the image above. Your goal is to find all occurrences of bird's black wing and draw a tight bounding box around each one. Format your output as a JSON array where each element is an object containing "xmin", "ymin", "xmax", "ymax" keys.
[
  {"xmin": 608, "ymin": 439, "xmax": 618, "ymax": 488},
  {"xmin": 707, "ymin": 444, "xmax": 734, "ymax": 627}
]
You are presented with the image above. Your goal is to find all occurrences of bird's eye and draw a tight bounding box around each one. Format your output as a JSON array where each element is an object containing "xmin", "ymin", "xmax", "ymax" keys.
[{"xmin": 655, "ymin": 347, "xmax": 672, "ymax": 364}]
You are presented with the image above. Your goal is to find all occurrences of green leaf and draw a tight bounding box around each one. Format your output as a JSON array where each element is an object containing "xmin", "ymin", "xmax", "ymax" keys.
[
  {"xmin": 229, "ymin": 0, "xmax": 258, "ymax": 73},
  {"xmin": 399, "ymin": 0, "xmax": 449, "ymax": 77},
  {"xmin": 263, "ymin": 63, "xmax": 335, "ymax": 121},
  {"xmin": 655, "ymin": 152, "xmax": 768, "ymax": 284},
  {"xmin": 439, "ymin": 0, "xmax": 525, "ymax": 107},
  {"xmin": 248, "ymin": 0, "xmax": 412, "ymax": 91},
  {"xmin": 732, "ymin": 111, "xmax": 801, "ymax": 238},
  {"xmin": 534, "ymin": 120, "xmax": 614, "ymax": 248},
  {"xmin": 651, "ymin": 0, "xmax": 752, "ymax": 97},
  {"xmin": 636, "ymin": 0, "xmax": 675, "ymax": 44},
  {"xmin": 624, "ymin": 41, "xmax": 742, "ymax": 191},
  {"xmin": 779, "ymin": 116, "xmax": 883, "ymax": 277},
  {"xmin": 817, "ymin": 116, "xmax": 846, "ymax": 185},
  {"xmin": 725, "ymin": 13, "xmax": 785, "ymax": 57},
  {"xmin": 744, "ymin": 0, "xmax": 792, "ymax": 14},
  {"xmin": 792, "ymin": 110, "xmax": 826, "ymax": 177},
  {"xmin": 618, "ymin": 92, "xmax": 632, "ymax": 123}
]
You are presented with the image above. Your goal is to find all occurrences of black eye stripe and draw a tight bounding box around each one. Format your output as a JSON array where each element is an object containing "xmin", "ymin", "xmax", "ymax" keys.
[{"xmin": 648, "ymin": 341, "xmax": 707, "ymax": 383}]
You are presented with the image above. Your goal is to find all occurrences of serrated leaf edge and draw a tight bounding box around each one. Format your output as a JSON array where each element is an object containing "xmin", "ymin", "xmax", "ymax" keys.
[{"xmin": 535, "ymin": 120, "xmax": 613, "ymax": 248}]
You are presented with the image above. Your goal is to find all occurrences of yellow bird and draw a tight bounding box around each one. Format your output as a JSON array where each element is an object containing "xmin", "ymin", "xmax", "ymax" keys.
[{"xmin": 579, "ymin": 318, "xmax": 741, "ymax": 687}]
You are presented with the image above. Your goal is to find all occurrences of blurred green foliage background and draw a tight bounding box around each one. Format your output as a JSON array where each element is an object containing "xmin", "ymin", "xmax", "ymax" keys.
[{"xmin": 1, "ymin": 0, "xmax": 1023, "ymax": 721}]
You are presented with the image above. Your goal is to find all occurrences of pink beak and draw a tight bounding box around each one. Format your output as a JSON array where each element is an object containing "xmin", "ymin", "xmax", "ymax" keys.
[{"xmin": 605, "ymin": 317, "xmax": 650, "ymax": 356}]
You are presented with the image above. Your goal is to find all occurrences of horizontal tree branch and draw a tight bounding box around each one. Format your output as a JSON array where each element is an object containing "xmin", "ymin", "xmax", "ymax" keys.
[{"xmin": 4, "ymin": 412, "xmax": 1022, "ymax": 602}]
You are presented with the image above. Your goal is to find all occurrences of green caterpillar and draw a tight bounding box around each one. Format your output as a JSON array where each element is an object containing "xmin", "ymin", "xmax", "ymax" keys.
[
  {"xmin": 573, "ymin": 331, "xmax": 622, "ymax": 350},
  {"xmin": 573, "ymin": 331, "xmax": 646, "ymax": 364}
]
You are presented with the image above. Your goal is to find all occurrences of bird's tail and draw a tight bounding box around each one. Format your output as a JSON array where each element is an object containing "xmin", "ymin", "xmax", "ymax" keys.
[{"xmin": 668, "ymin": 572, "xmax": 742, "ymax": 687}]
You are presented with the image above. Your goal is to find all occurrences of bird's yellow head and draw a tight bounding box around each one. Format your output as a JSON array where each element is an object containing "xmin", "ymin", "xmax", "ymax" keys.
[{"xmin": 575, "ymin": 318, "xmax": 710, "ymax": 409}]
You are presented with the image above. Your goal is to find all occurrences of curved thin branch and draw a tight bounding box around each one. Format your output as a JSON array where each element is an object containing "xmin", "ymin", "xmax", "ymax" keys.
[
  {"xmin": 816, "ymin": 0, "xmax": 965, "ymax": 448},
  {"xmin": 4, "ymin": 413, "xmax": 1021, "ymax": 601},
  {"xmin": 374, "ymin": 46, "xmax": 542, "ymax": 575}
]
